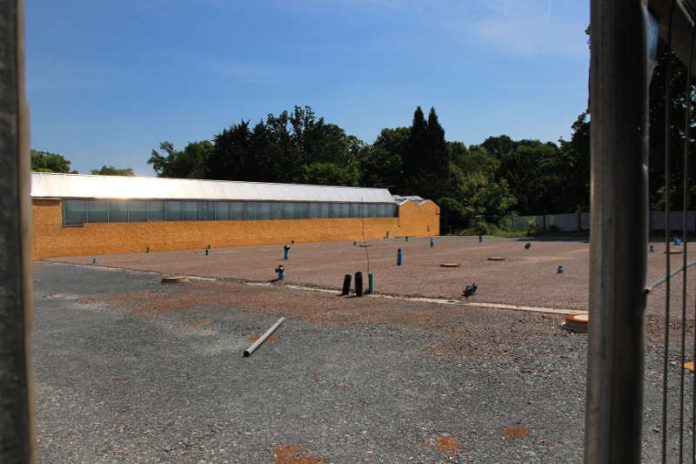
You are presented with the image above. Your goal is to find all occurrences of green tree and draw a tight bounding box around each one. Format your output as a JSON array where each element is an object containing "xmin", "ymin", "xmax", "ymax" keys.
[
  {"xmin": 576, "ymin": 35, "xmax": 696, "ymax": 210},
  {"xmin": 302, "ymin": 161, "xmax": 360, "ymax": 186},
  {"xmin": 264, "ymin": 110, "xmax": 304, "ymax": 182},
  {"xmin": 358, "ymin": 127, "xmax": 407, "ymax": 190},
  {"xmin": 289, "ymin": 106, "xmax": 317, "ymax": 151},
  {"xmin": 467, "ymin": 178, "xmax": 517, "ymax": 220},
  {"xmin": 402, "ymin": 106, "xmax": 451, "ymax": 200},
  {"xmin": 247, "ymin": 121, "xmax": 277, "ymax": 182},
  {"xmin": 555, "ymin": 113, "xmax": 590, "ymax": 212},
  {"xmin": 402, "ymin": 106, "xmax": 428, "ymax": 191},
  {"xmin": 497, "ymin": 141, "xmax": 561, "ymax": 214},
  {"xmin": 481, "ymin": 135, "xmax": 516, "ymax": 159},
  {"xmin": 425, "ymin": 108, "xmax": 450, "ymax": 190},
  {"xmin": 31, "ymin": 149, "xmax": 72, "ymax": 173},
  {"xmin": 90, "ymin": 166, "xmax": 135, "ymax": 176},
  {"xmin": 644, "ymin": 39, "xmax": 696, "ymax": 209},
  {"xmin": 148, "ymin": 141, "xmax": 177, "ymax": 176},
  {"xmin": 447, "ymin": 141, "xmax": 469, "ymax": 167},
  {"xmin": 443, "ymin": 165, "xmax": 516, "ymax": 230},
  {"xmin": 148, "ymin": 141, "xmax": 212, "ymax": 178},
  {"xmin": 460, "ymin": 145, "xmax": 499, "ymax": 176},
  {"xmin": 177, "ymin": 141, "xmax": 214, "ymax": 179},
  {"xmin": 305, "ymin": 123, "xmax": 357, "ymax": 165},
  {"xmin": 207, "ymin": 121, "xmax": 253, "ymax": 181},
  {"xmin": 147, "ymin": 106, "xmax": 378, "ymax": 187},
  {"xmin": 437, "ymin": 196, "xmax": 467, "ymax": 232}
]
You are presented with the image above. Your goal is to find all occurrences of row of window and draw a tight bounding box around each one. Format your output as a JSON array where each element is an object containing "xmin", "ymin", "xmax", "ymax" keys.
[{"xmin": 63, "ymin": 199, "xmax": 398, "ymax": 225}]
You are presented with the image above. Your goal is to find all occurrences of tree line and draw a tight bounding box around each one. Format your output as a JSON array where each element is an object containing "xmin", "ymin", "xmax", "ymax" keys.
[
  {"xmin": 31, "ymin": 150, "xmax": 134, "ymax": 176},
  {"xmin": 31, "ymin": 105, "xmax": 592, "ymax": 232},
  {"xmin": 145, "ymin": 105, "xmax": 590, "ymax": 232}
]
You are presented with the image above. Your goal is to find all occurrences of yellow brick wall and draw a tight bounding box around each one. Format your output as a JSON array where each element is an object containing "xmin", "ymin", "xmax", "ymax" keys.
[
  {"xmin": 395, "ymin": 200, "xmax": 440, "ymax": 237},
  {"xmin": 32, "ymin": 199, "xmax": 439, "ymax": 259}
]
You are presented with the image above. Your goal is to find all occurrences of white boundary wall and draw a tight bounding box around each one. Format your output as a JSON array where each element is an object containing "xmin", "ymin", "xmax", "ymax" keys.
[{"xmin": 511, "ymin": 211, "xmax": 696, "ymax": 232}]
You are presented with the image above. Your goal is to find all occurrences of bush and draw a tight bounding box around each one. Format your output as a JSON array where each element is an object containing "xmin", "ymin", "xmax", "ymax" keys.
[
  {"xmin": 438, "ymin": 197, "xmax": 467, "ymax": 231},
  {"xmin": 498, "ymin": 215, "xmax": 513, "ymax": 230},
  {"xmin": 457, "ymin": 222, "xmax": 529, "ymax": 238},
  {"xmin": 527, "ymin": 219, "xmax": 541, "ymax": 236},
  {"xmin": 476, "ymin": 221, "xmax": 491, "ymax": 235}
]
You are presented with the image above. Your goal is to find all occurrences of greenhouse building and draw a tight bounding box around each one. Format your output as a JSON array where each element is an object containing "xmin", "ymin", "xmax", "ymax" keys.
[{"xmin": 31, "ymin": 172, "xmax": 439, "ymax": 258}]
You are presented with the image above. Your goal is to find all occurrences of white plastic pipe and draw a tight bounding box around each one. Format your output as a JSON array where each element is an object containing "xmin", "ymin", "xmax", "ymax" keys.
[{"xmin": 243, "ymin": 317, "xmax": 285, "ymax": 357}]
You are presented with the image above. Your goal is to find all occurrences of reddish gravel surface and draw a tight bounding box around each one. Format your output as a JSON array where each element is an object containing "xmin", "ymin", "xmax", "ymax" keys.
[
  {"xmin": 80, "ymin": 277, "xmax": 573, "ymax": 358},
  {"xmin": 50, "ymin": 236, "xmax": 696, "ymax": 318}
]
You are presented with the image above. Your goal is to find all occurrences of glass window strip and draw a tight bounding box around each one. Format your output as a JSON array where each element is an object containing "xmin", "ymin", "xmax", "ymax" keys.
[{"xmin": 64, "ymin": 199, "xmax": 400, "ymax": 225}]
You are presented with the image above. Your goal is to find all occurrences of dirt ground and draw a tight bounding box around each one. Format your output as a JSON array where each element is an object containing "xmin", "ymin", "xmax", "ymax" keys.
[
  {"xmin": 50, "ymin": 236, "xmax": 696, "ymax": 320},
  {"xmin": 35, "ymin": 262, "xmax": 588, "ymax": 463},
  {"xmin": 31, "ymin": 236, "xmax": 696, "ymax": 462}
]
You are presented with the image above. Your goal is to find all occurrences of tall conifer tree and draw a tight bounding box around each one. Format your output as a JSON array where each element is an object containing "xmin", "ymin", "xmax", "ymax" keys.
[
  {"xmin": 403, "ymin": 106, "xmax": 427, "ymax": 182},
  {"xmin": 426, "ymin": 107, "xmax": 450, "ymax": 182}
]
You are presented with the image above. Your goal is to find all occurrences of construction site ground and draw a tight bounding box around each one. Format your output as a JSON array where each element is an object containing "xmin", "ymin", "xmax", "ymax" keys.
[{"xmin": 33, "ymin": 237, "xmax": 696, "ymax": 462}]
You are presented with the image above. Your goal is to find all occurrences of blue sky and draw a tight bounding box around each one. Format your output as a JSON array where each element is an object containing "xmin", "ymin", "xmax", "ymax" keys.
[{"xmin": 26, "ymin": 0, "xmax": 589, "ymax": 175}]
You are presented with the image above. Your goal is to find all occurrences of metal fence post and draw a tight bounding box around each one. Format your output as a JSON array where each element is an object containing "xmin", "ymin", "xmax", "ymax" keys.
[
  {"xmin": 0, "ymin": 0, "xmax": 35, "ymax": 462},
  {"xmin": 585, "ymin": 1, "xmax": 649, "ymax": 463}
]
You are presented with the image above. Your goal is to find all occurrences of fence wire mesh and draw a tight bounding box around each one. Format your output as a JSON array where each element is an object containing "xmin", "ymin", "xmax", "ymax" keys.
[{"xmin": 653, "ymin": 2, "xmax": 695, "ymax": 462}]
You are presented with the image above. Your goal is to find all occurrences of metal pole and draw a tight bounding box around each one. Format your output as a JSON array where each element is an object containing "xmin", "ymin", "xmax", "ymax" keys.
[
  {"xmin": 0, "ymin": 0, "xmax": 36, "ymax": 462},
  {"xmin": 678, "ymin": 27, "xmax": 695, "ymax": 464},
  {"xmin": 585, "ymin": 1, "xmax": 649, "ymax": 463}
]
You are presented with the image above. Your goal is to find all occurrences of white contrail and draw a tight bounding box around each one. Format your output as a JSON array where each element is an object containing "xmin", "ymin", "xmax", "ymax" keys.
[{"xmin": 542, "ymin": 0, "xmax": 553, "ymax": 55}]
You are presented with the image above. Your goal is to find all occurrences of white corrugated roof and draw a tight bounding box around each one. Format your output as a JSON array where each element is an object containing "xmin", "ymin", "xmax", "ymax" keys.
[
  {"xmin": 393, "ymin": 195, "xmax": 427, "ymax": 205},
  {"xmin": 31, "ymin": 172, "xmax": 396, "ymax": 203}
]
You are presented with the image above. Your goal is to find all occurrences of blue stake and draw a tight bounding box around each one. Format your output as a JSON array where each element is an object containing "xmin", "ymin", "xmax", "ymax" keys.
[
  {"xmin": 557, "ymin": 265, "xmax": 564, "ymax": 274},
  {"xmin": 283, "ymin": 245, "xmax": 291, "ymax": 260},
  {"xmin": 397, "ymin": 248, "xmax": 403, "ymax": 266},
  {"xmin": 479, "ymin": 234, "xmax": 483, "ymax": 243},
  {"xmin": 430, "ymin": 238, "xmax": 434, "ymax": 248},
  {"xmin": 92, "ymin": 257, "xmax": 96, "ymax": 265}
]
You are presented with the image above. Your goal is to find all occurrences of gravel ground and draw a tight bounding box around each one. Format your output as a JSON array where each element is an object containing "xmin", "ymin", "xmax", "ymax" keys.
[
  {"xmin": 49, "ymin": 237, "xmax": 696, "ymax": 319},
  {"xmin": 32, "ymin": 262, "xmax": 695, "ymax": 463}
]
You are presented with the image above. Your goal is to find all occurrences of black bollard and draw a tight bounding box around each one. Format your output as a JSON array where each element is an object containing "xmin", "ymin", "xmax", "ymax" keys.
[
  {"xmin": 341, "ymin": 274, "xmax": 352, "ymax": 295},
  {"xmin": 354, "ymin": 272, "xmax": 364, "ymax": 297}
]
